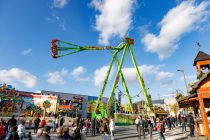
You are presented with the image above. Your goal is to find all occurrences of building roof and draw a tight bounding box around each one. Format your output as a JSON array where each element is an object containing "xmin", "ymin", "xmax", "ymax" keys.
[
  {"xmin": 135, "ymin": 99, "xmax": 164, "ymax": 105},
  {"xmin": 194, "ymin": 51, "xmax": 210, "ymax": 66},
  {"xmin": 41, "ymin": 90, "xmax": 108, "ymax": 102},
  {"xmin": 178, "ymin": 69, "xmax": 210, "ymax": 107},
  {"xmin": 192, "ymin": 69, "xmax": 210, "ymax": 91}
]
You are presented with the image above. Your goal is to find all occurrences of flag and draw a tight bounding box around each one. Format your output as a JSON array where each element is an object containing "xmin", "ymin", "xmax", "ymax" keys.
[{"xmin": 196, "ymin": 42, "xmax": 201, "ymax": 49}]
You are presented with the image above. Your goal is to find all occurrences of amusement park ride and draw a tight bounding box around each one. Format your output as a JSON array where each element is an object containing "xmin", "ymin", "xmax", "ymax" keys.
[{"xmin": 51, "ymin": 37, "xmax": 152, "ymax": 119}]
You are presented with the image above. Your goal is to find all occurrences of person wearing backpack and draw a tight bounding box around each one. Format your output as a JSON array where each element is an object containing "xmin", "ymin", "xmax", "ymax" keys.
[{"xmin": 156, "ymin": 118, "xmax": 165, "ymax": 140}]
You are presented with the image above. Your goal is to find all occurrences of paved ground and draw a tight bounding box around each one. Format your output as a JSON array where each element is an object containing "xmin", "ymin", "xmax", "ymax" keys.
[{"xmin": 30, "ymin": 125, "xmax": 207, "ymax": 140}]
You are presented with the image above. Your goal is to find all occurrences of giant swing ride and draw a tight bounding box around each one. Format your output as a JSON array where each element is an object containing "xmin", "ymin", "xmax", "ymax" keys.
[{"xmin": 51, "ymin": 37, "xmax": 152, "ymax": 119}]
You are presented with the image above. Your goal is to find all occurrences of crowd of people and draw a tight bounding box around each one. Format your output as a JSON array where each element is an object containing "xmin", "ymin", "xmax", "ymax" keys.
[
  {"xmin": 0, "ymin": 112, "xmax": 197, "ymax": 140},
  {"xmin": 135, "ymin": 112, "xmax": 196, "ymax": 140},
  {"xmin": 0, "ymin": 115, "xmax": 31, "ymax": 140},
  {"xmin": 0, "ymin": 115, "xmax": 116, "ymax": 140}
]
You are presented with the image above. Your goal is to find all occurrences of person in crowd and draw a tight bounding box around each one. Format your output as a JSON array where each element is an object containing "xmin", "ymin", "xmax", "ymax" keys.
[
  {"xmin": 8, "ymin": 115, "xmax": 17, "ymax": 130},
  {"xmin": 181, "ymin": 116, "xmax": 186, "ymax": 132},
  {"xmin": 144, "ymin": 117, "xmax": 149, "ymax": 134},
  {"xmin": 40, "ymin": 125, "xmax": 51, "ymax": 140},
  {"xmin": 36, "ymin": 128, "xmax": 43, "ymax": 139},
  {"xmin": 5, "ymin": 126, "xmax": 19, "ymax": 140},
  {"xmin": 178, "ymin": 114, "xmax": 181, "ymax": 125},
  {"xmin": 73, "ymin": 126, "xmax": 81, "ymax": 140},
  {"xmin": 85, "ymin": 119, "xmax": 91, "ymax": 136},
  {"xmin": 167, "ymin": 117, "xmax": 172, "ymax": 130},
  {"xmin": 0, "ymin": 120, "xmax": 5, "ymax": 140},
  {"xmin": 26, "ymin": 132, "xmax": 32, "ymax": 140},
  {"xmin": 102, "ymin": 118, "xmax": 109, "ymax": 140},
  {"xmin": 151, "ymin": 117, "xmax": 154, "ymax": 129},
  {"xmin": 161, "ymin": 118, "xmax": 166, "ymax": 133},
  {"xmin": 138, "ymin": 116, "xmax": 145, "ymax": 139},
  {"xmin": 156, "ymin": 118, "xmax": 165, "ymax": 140},
  {"xmin": 91, "ymin": 118, "xmax": 96, "ymax": 136},
  {"xmin": 96, "ymin": 119, "xmax": 100, "ymax": 134},
  {"xmin": 34, "ymin": 116, "xmax": 41, "ymax": 133},
  {"xmin": 147, "ymin": 117, "xmax": 153, "ymax": 138},
  {"xmin": 109, "ymin": 118, "xmax": 115, "ymax": 140},
  {"xmin": 17, "ymin": 121, "xmax": 26, "ymax": 140},
  {"xmin": 78, "ymin": 118, "xmax": 83, "ymax": 133},
  {"xmin": 55, "ymin": 116, "xmax": 59, "ymax": 129},
  {"xmin": 60, "ymin": 117, "xmax": 64, "ymax": 127},
  {"xmin": 63, "ymin": 127, "xmax": 73, "ymax": 140},
  {"xmin": 29, "ymin": 119, "xmax": 32, "ymax": 128},
  {"xmin": 135, "ymin": 117, "xmax": 140, "ymax": 132},
  {"xmin": 54, "ymin": 127, "xmax": 63, "ymax": 140},
  {"xmin": 40, "ymin": 119, "xmax": 46, "ymax": 128},
  {"xmin": 188, "ymin": 113, "xmax": 195, "ymax": 137}
]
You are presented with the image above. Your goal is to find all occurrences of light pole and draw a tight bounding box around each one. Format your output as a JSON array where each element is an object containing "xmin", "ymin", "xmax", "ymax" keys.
[{"xmin": 177, "ymin": 69, "xmax": 188, "ymax": 94}]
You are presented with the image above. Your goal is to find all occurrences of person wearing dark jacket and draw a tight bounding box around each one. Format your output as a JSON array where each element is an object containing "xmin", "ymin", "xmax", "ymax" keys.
[
  {"xmin": 8, "ymin": 116, "xmax": 17, "ymax": 129},
  {"xmin": 40, "ymin": 125, "xmax": 51, "ymax": 140},
  {"xmin": 138, "ymin": 116, "xmax": 145, "ymax": 139},
  {"xmin": 91, "ymin": 118, "xmax": 96, "ymax": 136},
  {"xmin": 34, "ymin": 117, "xmax": 41, "ymax": 133},
  {"xmin": 63, "ymin": 127, "xmax": 73, "ymax": 140},
  {"xmin": 188, "ymin": 113, "xmax": 195, "ymax": 137}
]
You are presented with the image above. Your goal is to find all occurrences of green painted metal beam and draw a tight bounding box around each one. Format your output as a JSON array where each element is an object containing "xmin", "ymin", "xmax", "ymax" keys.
[
  {"xmin": 127, "ymin": 46, "xmax": 151, "ymax": 111},
  {"xmin": 107, "ymin": 45, "xmax": 127, "ymax": 113}
]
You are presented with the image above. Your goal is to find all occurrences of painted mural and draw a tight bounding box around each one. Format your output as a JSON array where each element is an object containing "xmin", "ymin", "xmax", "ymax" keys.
[
  {"xmin": 0, "ymin": 84, "xmax": 58, "ymax": 117},
  {"xmin": 0, "ymin": 84, "xmax": 22, "ymax": 117},
  {"xmin": 20, "ymin": 94, "xmax": 57, "ymax": 117},
  {"xmin": 58, "ymin": 96, "xmax": 83, "ymax": 112}
]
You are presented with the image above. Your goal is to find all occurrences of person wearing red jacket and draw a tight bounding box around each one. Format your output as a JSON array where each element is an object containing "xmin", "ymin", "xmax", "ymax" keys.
[{"xmin": 0, "ymin": 121, "xmax": 5, "ymax": 139}]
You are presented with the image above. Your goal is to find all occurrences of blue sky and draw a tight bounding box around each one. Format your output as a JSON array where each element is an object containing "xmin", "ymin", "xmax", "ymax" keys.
[{"xmin": 0, "ymin": 0, "xmax": 210, "ymax": 103}]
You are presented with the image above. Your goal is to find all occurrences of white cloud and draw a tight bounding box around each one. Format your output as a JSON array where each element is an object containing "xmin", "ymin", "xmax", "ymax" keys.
[
  {"xmin": 93, "ymin": 65, "xmax": 114, "ymax": 87},
  {"xmin": 53, "ymin": 0, "xmax": 68, "ymax": 8},
  {"xmin": 142, "ymin": 1, "xmax": 210, "ymax": 60},
  {"xmin": 155, "ymin": 71, "xmax": 174, "ymax": 81},
  {"xmin": 122, "ymin": 65, "xmax": 164, "ymax": 83},
  {"xmin": 70, "ymin": 66, "xmax": 90, "ymax": 82},
  {"xmin": 91, "ymin": 0, "xmax": 136, "ymax": 45},
  {"xmin": 47, "ymin": 67, "xmax": 90, "ymax": 84},
  {"xmin": 22, "ymin": 48, "xmax": 32, "ymax": 55},
  {"xmin": 94, "ymin": 64, "xmax": 173, "ymax": 86},
  {"xmin": 0, "ymin": 68, "xmax": 37, "ymax": 88},
  {"xmin": 46, "ymin": 68, "xmax": 68, "ymax": 85},
  {"xmin": 71, "ymin": 66, "xmax": 85, "ymax": 77}
]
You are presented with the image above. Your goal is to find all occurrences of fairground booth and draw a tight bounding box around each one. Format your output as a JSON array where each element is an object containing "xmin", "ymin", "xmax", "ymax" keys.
[{"xmin": 178, "ymin": 51, "xmax": 210, "ymax": 139}]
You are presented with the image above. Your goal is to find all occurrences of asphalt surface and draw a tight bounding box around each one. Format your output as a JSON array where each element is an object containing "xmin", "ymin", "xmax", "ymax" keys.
[{"xmin": 29, "ymin": 125, "xmax": 207, "ymax": 140}]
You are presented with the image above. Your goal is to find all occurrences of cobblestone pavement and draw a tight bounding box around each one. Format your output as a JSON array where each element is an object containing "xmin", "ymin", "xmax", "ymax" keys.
[{"xmin": 30, "ymin": 125, "xmax": 207, "ymax": 140}]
